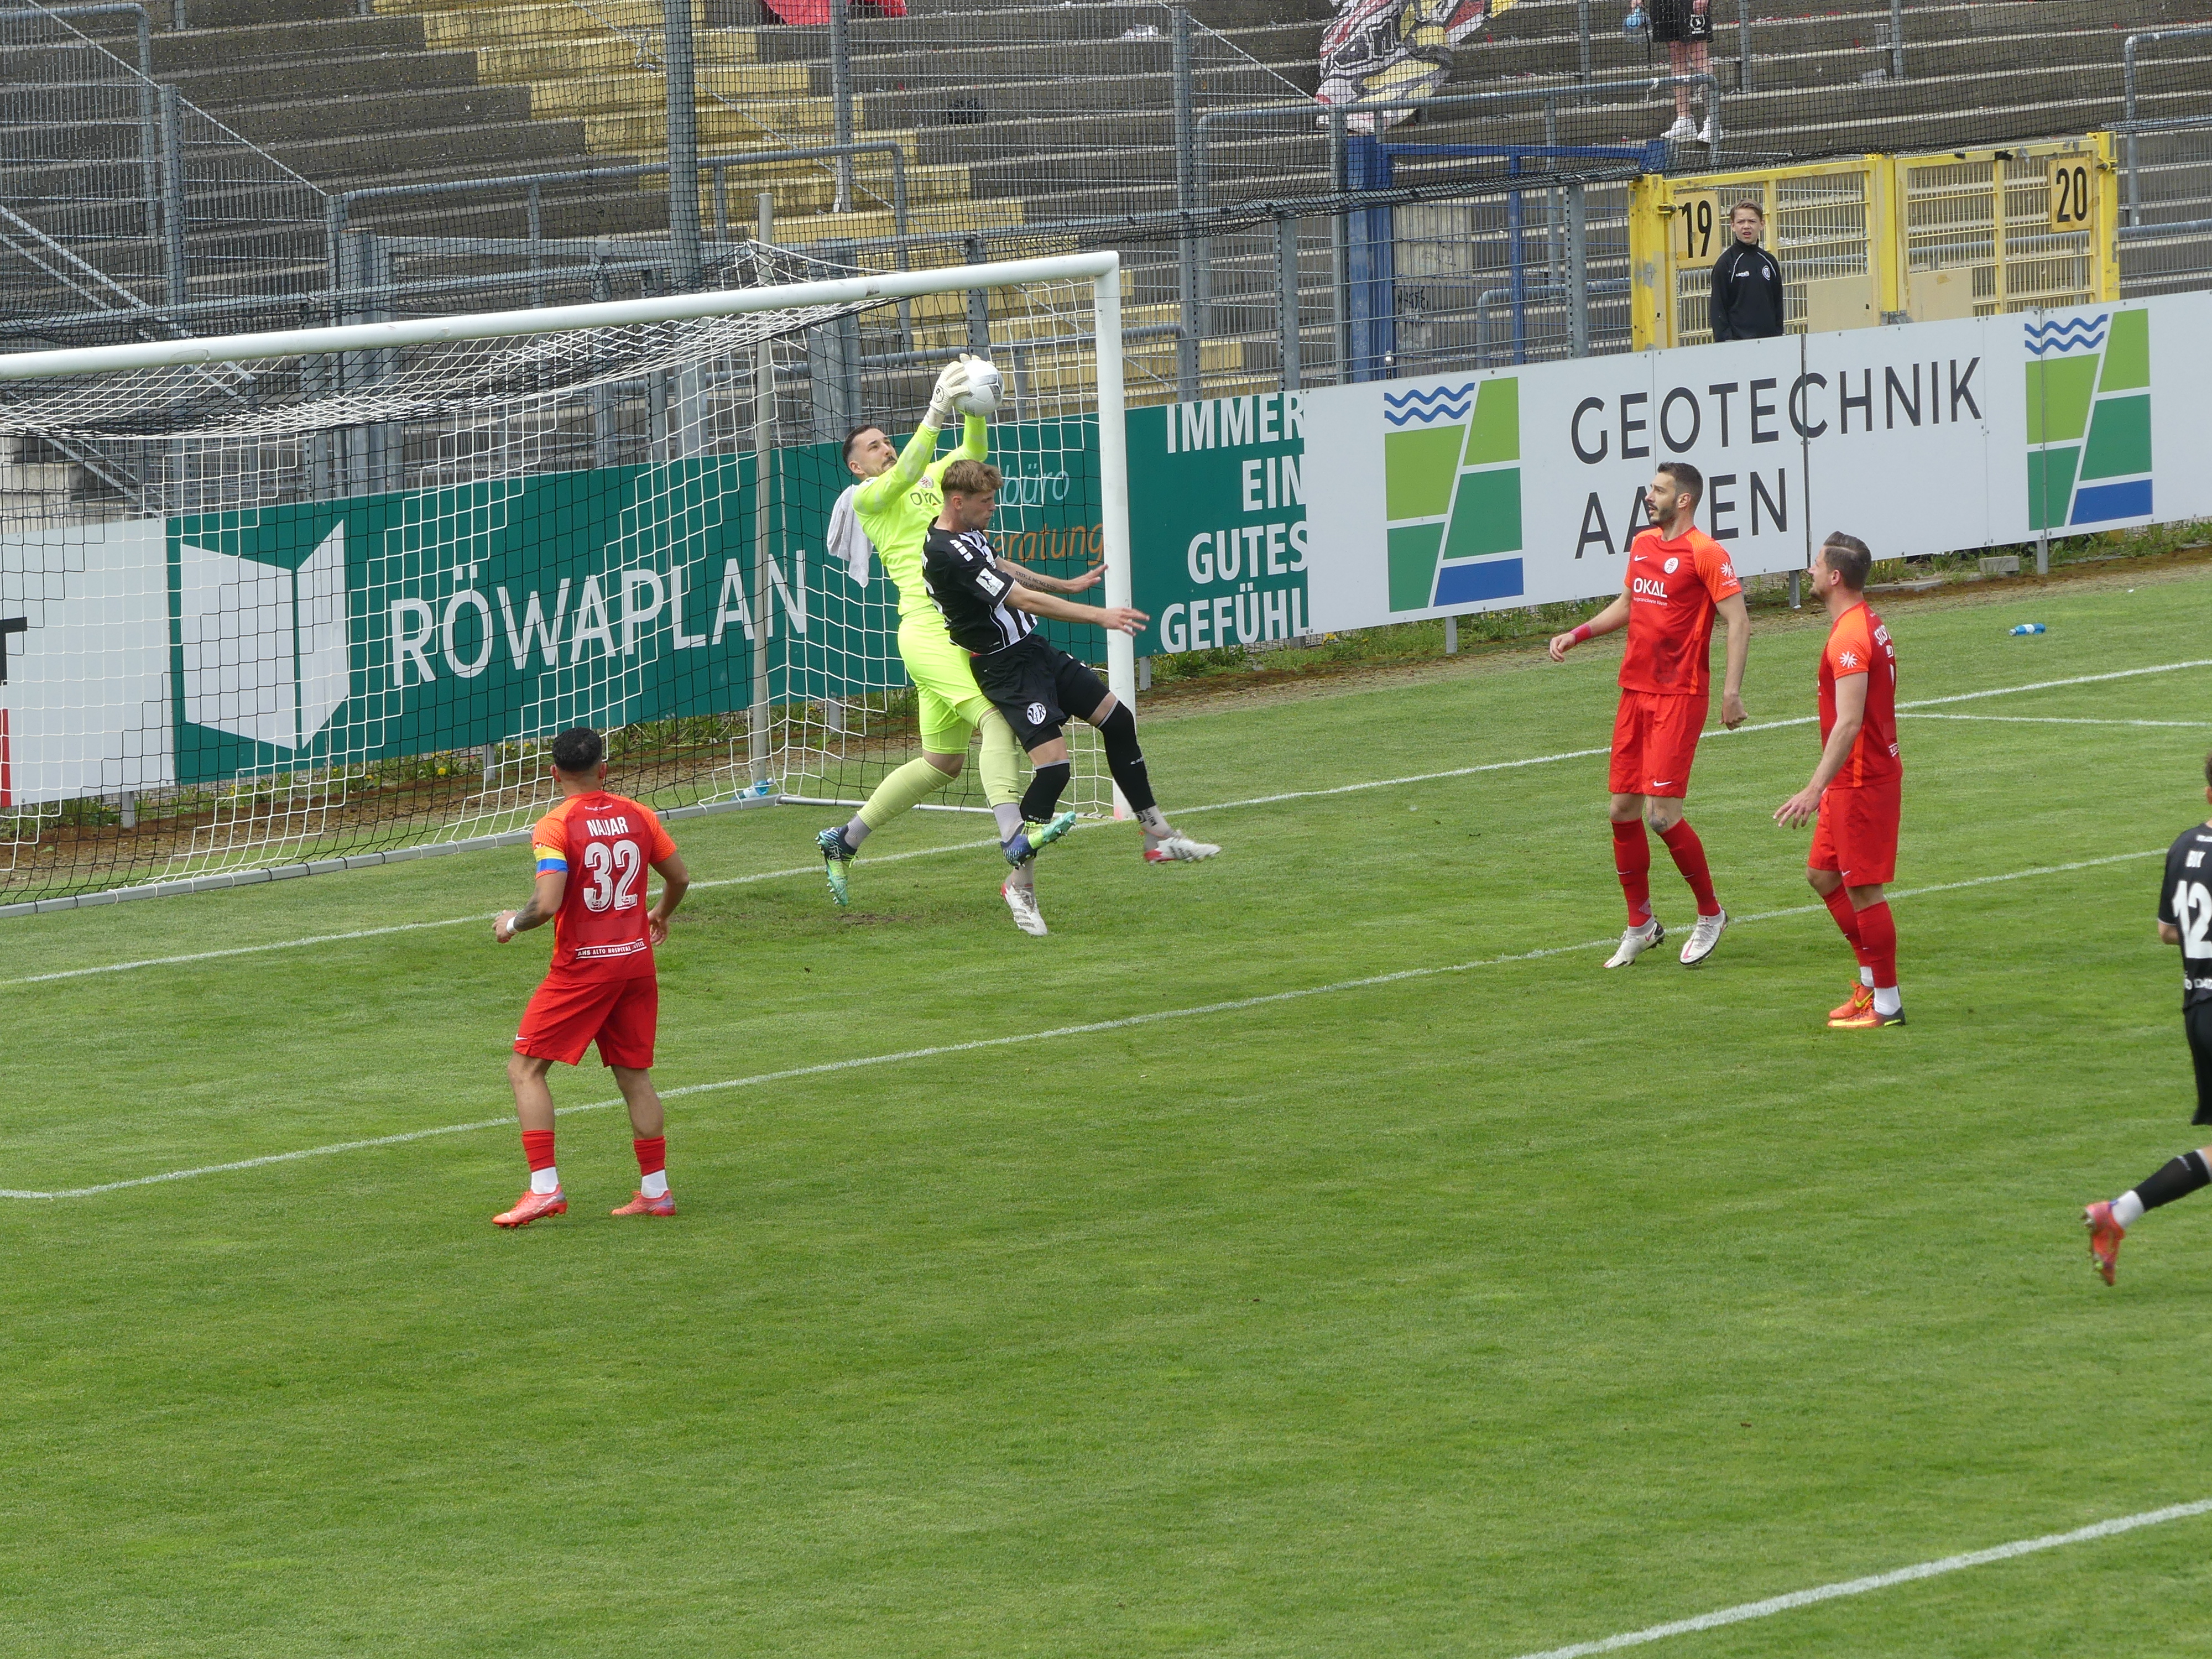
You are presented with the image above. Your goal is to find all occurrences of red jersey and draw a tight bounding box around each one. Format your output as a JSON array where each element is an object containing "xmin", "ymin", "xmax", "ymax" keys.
[
  {"xmin": 529, "ymin": 790, "xmax": 678, "ymax": 977},
  {"xmin": 1618, "ymin": 525, "xmax": 1743, "ymax": 697},
  {"xmin": 1819, "ymin": 602, "xmax": 1900, "ymax": 787}
]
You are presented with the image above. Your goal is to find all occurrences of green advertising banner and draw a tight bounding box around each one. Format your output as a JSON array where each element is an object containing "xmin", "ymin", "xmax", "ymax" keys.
[
  {"xmin": 164, "ymin": 418, "xmax": 1109, "ymax": 785},
  {"xmin": 1126, "ymin": 393, "xmax": 1310, "ymax": 659}
]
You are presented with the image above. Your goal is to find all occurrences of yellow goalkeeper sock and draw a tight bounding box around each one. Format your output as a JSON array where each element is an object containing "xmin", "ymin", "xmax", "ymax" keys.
[
  {"xmin": 856, "ymin": 755, "xmax": 955, "ymax": 833},
  {"xmin": 978, "ymin": 708, "xmax": 1021, "ymax": 809}
]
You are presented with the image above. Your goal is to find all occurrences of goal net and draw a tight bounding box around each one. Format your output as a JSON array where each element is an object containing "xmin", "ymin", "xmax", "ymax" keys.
[{"xmin": 0, "ymin": 247, "xmax": 1132, "ymax": 912}]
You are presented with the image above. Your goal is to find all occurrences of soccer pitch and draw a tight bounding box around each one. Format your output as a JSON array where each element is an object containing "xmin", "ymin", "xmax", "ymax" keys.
[{"xmin": 7, "ymin": 564, "xmax": 2212, "ymax": 1656}]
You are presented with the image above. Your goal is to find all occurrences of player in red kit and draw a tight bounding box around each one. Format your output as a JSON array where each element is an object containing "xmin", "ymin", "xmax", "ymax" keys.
[
  {"xmin": 491, "ymin": 726, "xmax": 691, "ymax": 1227},
  {"xmin": 1775, "ymin": 534, "xmax": 1903, "ymax": 1028},
  {"xmin": 1549, "ymin": 461, "xmax": 1750, "ymax": 968}
]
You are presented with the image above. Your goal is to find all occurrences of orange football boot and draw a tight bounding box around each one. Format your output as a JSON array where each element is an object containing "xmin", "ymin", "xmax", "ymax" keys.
[
  {"xmin": 1829, "ymin": 1005, "xmax": 1905, "ymax": 1030},
  {"xmin": 2084, "ymin": 1200, "xmax": 2125, "ymax": 1286},
  {"xmin": 493, "ymin": 1188, "xmax": 568, "ymax": 1228},
  {"xmin": 610, "ymin": 1190, "xmax": 676, "ymax": 1217},
  {"xmin": 1829, "ymin": 982, "xmax": 1874, "ymax": 1022}
]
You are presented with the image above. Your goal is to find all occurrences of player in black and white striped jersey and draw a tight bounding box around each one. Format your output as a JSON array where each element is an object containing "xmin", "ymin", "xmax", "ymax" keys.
[
  {"xmin": 2084, "ymin": 752, "xmax": 2212, "ymax": 1284},
  {"xmin": 922, "ymin": 459, "xmax": 1218, "ymax": 936}
]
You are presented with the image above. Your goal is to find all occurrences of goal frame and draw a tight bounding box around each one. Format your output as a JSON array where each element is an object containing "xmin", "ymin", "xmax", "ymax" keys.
[{"xmin": 0, "ymin": 250, "xmax": 1136, "ymax": 912}]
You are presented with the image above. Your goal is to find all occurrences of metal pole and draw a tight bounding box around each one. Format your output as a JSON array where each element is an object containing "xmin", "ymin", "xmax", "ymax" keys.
[
  {"xmin": 1788, "ymin": 570, "xmax": 1801, "ymax": 608},
  {"xmin": 662, "ymin": 0, "xmax": 702, "ymax": 288},
  {"xmin": 2124, "ymin": 35, "xmax": 2141, "ymax": 227},
  {"xmin": 1567, "ymin": 181, "xmax": 1588, "ymax": 358},
  {"xmin": 757, "ymin": 188, "xmax": 774, "ymax": 244},
  {"xmin": 1887, "ymin": 0, "xmax": 1902, "ymax": 78},
  {"xmin": 964, "ymin": 232, "xmax": 989, "ymax": 351},
  {"xmin": 1739, "ymin": 0, "xmax": 1753, "ymax": 95},
  {"xmin": 1329, "ymin": 109, "xmax": 1349, "ymax": 384},
  {"xmin": 830, "ymin": 0, "xmax": 853, "ymax": 213},
  {"xmin": 1577, "ymin": 0, "xmax": 1590, "ymax": 83},
  {"xmin": 526, "ymin": 180, "xmax": 544, "ymax": 308},
  {"xmin": 1093, "ymin": 262, "xmax": 1137, "ymax": 806},
  {"xmin": 750, "ymin": 341, "xmax": 776, "ymax": 788},
  {"xmin": 134, "ymin": 11, "xmax": 157, "ymax": 223},
  {"xmin": 1276, "ymin": 211, "xmax": 1300, "ymax": 392},
  {"xmin": 1509, "ymin": 179, "xmax": 1526, "ymax": 364},
  {"xmin": 156, "ymin": 82, "xmax": 186, "ymax": 309},
  {"xmin": 1172, "ymin": 5, "xmax": 1199, "ymax": 400}
]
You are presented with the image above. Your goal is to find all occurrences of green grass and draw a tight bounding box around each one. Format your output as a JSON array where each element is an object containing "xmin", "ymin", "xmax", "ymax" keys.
[{"xmin": 7, "ymin": 567, "xmax": 2212, "ymax": 1656}]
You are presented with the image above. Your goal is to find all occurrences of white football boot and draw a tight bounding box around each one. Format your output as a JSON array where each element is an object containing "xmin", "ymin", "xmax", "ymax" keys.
[
  {"xmin": 1002, "ymin": 880, "xmax": 1048, "ymax": 937},
  {"xmin": 1604, "ymin": 919, "xmax": 1665, "ymax": 968},
  {"xmin": 1143, "ymin": 834, "xmax": 1220, "ymax": 863},
  {"xmin": 1679, "ymin": 907, "xmax": 1729, "ymax": 967}
]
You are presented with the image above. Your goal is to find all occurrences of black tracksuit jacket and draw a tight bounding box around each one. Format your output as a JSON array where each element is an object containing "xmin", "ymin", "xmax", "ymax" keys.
[{"xmin": 1709, "ymin": 242, "xmax": 1785, "ymax": 341}]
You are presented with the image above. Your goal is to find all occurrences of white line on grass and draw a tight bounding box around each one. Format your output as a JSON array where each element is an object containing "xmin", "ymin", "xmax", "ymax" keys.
[
  {"xmin": 1509, "ymin": 1496, "xmax": 2212, "ymax": 1659},
  {"xmin": 10, "ymin": 658, "xmax": 2205, "ymax": 989},
  {"xmin": 0, "ymin": 847, "xmax": 2161, "ymax": 1201}
]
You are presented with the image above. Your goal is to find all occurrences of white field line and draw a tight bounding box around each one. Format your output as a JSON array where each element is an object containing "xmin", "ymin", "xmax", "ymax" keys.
[
  {"xmin": 0, "ymin": 847, "xmax": 2161, "ymax": 1201},
  {"xmin": 9, "ymin": 657, "xmax": 2204, "ymax": 990},
  {"xmin": 1510, "ymin": 1496, "xmax": 2212, "ymax": 1659}
]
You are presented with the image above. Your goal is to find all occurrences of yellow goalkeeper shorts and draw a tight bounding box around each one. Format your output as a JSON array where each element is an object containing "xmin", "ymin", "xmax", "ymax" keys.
[{"xmin": 898, "ymin": 620, "xmax": 997, "ymax": 755}]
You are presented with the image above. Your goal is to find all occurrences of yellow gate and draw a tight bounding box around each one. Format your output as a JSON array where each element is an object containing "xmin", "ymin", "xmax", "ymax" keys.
[{"xmin": 1630, "ymin": 135, "xmax": 2118, "ymax": 350}]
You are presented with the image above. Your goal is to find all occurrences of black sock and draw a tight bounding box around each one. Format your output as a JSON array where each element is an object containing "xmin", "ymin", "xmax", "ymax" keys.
[
  {"xmin": 2137, "ymin": 1150, "xmax": 2212, "ymax": 1212},
  {"xmin": 1096, "ymin": 704, "xmax": 1156, "ymax": 816},
  {"xmin": 1019, "ymin": 761, "xmax": 1070, "ymax": 826}
]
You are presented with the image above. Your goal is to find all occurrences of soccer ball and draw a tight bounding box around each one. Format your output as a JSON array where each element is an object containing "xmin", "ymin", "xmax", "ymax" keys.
[{"xmin": 954, "ymin": 358, "xmax": 1001, "ymax": 418}]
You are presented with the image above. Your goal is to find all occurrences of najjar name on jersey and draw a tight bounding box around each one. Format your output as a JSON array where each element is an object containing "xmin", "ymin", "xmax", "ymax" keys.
[{"xmin": 2159, "ymin": 821, "xmax": 2212, "ymax": 1009}]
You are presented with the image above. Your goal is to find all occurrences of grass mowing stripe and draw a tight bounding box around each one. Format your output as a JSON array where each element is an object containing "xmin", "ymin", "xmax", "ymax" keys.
[
  {"xmin": 0, "ymin": 847, "xmax": 2161, "ymax": 1202},
  {"xmin": 1510, "ymin": 1496, "xmax": 2212, "ymax": 1659},
  {"xmin": 13, "ymin": 656, "xmax": 2204, "ymax": 988}
]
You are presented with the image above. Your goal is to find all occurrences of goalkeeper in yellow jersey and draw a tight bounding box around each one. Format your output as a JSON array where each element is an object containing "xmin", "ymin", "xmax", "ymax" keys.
[{"xmin": 817, "ymin": 353, "xmax": 1096, "ymax": 936}]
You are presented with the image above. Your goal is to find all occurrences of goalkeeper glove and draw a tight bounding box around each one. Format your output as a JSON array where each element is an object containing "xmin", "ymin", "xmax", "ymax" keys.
[{"xmin": 926, "ymin": 356, "xmax": 971, "ymax": 428}]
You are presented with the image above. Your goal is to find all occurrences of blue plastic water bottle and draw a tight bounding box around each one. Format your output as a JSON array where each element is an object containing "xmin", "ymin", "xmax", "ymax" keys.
[
  {"xmin": 1623, "ymin": 2, "xmax": 1647, "ymax": 34},
  {"xmin": 2010, "ymin": 623, "xmax": 2046, "ymax": 635}
]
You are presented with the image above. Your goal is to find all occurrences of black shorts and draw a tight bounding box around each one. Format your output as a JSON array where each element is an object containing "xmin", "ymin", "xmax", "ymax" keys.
[
  {"xmin": 972, "ymin": 635, "xmax": 1109, "ymax": 750},
  {"xmin": 1649, "ymin": 0, "xmax": 1710, "ymax": 44},
  {"xmin": 2188, "ymin": 1001, "xmax": 2212, "ymax": 1125}
]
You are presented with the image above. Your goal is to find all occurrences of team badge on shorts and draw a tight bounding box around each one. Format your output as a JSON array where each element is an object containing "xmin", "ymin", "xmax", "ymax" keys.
[{"xmin": 1026, "ymin": 702, "xmax": 1048, "ymax": 726}]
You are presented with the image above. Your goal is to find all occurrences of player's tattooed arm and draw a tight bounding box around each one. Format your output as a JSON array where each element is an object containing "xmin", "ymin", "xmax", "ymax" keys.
[
  {"xmin": 1548, "ymin": 593, "xmax": 1629, "ymax": 661},
  {"xmin": 495, "ymin": 871, "xmax": 567, "ymax": 942},
  {"xmin": 1716, "ymin": 591, "xmax": 1751, "ymax": 729},
  {"xmin": 997, "ymin": 556, "xmax": 1104, "ymax": 594}
]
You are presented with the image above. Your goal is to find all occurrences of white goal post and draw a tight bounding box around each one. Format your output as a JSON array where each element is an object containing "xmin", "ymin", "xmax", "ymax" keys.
[{"xmin": 0, "ymin": 249, "xmax": 1135, "ymax": 912}]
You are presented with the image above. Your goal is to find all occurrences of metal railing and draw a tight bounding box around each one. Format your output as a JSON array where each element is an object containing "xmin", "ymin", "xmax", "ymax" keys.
[{"xmin": 2124, "ymin": 27, "xmax": 2212, "ymax": 227}]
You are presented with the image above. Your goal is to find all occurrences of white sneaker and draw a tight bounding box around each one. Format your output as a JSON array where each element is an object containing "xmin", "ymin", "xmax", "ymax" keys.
[
  {"xmin": 1605, "ymin": 919, "xmax": 1665, "ymax": 968},
  {"xmin": 1003, "ymin": 880, "xmax": 1048, "ymax": 936},
  {"xmin": 1664, "ymin": 115, "xmax": 1698, "ymax": 143},
  {"xmin": 1144, "ymin": 834, "xmax": 1220, "ymax": 863},
  {"xmin": 1679, "ymin": 907, "xmax": 1729, "ymax": 966}
]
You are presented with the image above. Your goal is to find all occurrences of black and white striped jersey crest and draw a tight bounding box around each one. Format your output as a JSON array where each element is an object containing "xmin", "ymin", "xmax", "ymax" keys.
[{"xmin": 922, "ymin": 525, "xmax": 1037, "ymax": 657}]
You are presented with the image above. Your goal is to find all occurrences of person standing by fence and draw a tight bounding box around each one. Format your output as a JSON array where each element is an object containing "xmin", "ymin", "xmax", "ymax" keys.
[
  {"xmin": 1643, "ymin": 0, "xmax": 1714, "ymax": 144},
  {"xmin": 1709, "ymin": 200, "xmax": 1785, "ymax": 341}
]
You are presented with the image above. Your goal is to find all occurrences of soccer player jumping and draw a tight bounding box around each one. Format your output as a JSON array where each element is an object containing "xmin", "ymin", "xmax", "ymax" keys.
[
  {"xmin": 1548, "ymin": 461, "xmax": 1748, "ymax": 968},
  {"xmin": 1773, "ymin": 534, "xmax": 1904, "ymax": 1029},
  {"xmin": 820, "ymin": 354, "xmax": 1097, "ymax": 936},
  {"xmin": 492, "ymin": 726, "xmax": 690, "ymax": 1227},
  {"xmin": 2081, "ymin": 754, "xmax": 2212, "ymax": 1285},
  {"xmin": 923, "ymin": 458, "xmax": 1217, "ymax": 926}
]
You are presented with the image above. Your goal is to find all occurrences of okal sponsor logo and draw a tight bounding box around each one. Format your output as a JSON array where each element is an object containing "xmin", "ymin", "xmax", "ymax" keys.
[
  {"xmin": 2026, "ymin": 308, "xmax": 2152, "ymax": 529},
  {"xmin": 1380, "ymin": 377, "xmax": 1524, "ymax": 613}
]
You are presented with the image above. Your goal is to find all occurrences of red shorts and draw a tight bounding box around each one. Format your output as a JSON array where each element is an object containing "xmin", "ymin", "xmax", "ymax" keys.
[
  {"xmin": 1808, "ymin": 779, "xmax": 1901, "ymax": 886},
  {"xmin": 1608, "ymin": 690, "xmax": 1708, "ymax": 798},
  {"xmin": 514, "ymin": 969, "xmax": 658, "ymax": 1069}
]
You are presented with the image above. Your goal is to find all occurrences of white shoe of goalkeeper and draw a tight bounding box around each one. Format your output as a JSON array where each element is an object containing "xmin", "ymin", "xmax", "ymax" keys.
[
  {"xmin": 1003, "ymin": 880, "xmax": 1048, "ymax": 937},
  {"xmin": 1604, "ymin": 919, "xmax": 1665, "ymax": 968},
  {"xmin": 1144, "ymin": 834, "xmax": 1220, "ymax": 863}
]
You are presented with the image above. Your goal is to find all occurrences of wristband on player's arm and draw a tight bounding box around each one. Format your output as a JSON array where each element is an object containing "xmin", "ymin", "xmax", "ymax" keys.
[{"xmin": 1569, "ymin": 623, "xmax": 1594, "ymax": 646}]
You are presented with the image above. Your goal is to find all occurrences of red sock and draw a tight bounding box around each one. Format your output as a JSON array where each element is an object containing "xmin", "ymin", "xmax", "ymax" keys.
[
  {"xmin": 521, "ymin": 1129, "xmax": 556, "ymax": 1171},
  {"xmin": 1611, "ymin": 819, "xmax": 1653, "ymax": 925},
  {"xmin": 1820, "ymin": 885, "xmax": 1867, "ymax": 964},
  {"xmin": 1657, "ymin": 818, "xmax": 1720, "ymax": 916},
  {"xmin": 633, "ymin": 1136, "xmax": 666, "ymax": 1178},
  {"xmin": 1855, "ymin": 900, "xmax": 1898, "ymax": 989}
]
